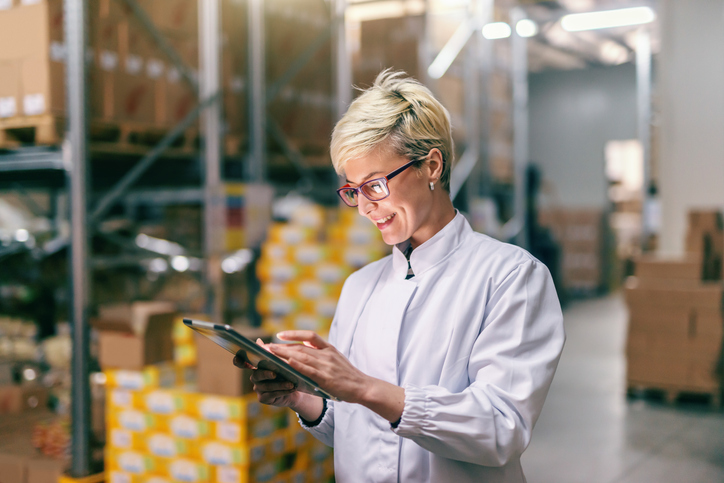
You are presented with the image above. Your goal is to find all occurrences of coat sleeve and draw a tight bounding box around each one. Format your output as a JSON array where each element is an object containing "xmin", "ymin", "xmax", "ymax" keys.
[{"xmin": 392, "ymin": 259, "xmax": 565, "ymax": 467}]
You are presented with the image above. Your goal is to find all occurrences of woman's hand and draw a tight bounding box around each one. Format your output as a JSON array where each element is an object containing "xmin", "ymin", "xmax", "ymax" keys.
[
  {"xmin": 267, "ymin": 331, "xmax": 372, "ymax": 404},
  {"xmin": 269, "ymin": 331, "xmax": 405, "ymax": 423},
  {"xmin": 233, "ymin": 338, "xmax": 325, "ymax": 421}
]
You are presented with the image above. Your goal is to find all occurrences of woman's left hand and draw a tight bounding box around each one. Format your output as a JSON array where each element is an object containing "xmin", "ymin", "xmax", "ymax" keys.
[{"xmin": 267, "ymin": 330, "xmax": 371, "ymax": 404}]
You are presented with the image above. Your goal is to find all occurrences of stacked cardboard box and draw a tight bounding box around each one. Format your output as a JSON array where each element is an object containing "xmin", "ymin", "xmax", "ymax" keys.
[
  {"xmin": 685, "ymin": 210, "xmax": 723, "ymax": 281},
  {"xmin": 0, "ymin": 317, "xmax": 49, "ymax": 415},
  {"xmin": 539, "ymin": 209, "xmax": 604, "ymax": 294},
  {"xmin": 256, "ymin": 204, "xmax": 388, "ymax": 336},
  {"xmin": 625, "ymin": 210, "xmax": 724, "ymax": 402}
]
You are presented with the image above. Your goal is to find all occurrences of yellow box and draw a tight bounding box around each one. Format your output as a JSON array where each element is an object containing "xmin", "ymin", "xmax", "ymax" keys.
[
  {"xmin": 268, "ymin": 224, "xmax": 316, "ymax": 245},
  {"xmin": 141, "ymin": 388, "xmax": 194, "ymax": 415},
  {"xmin": 105, "ymin": 449, "xmax": 158, "ymax": 475},
  {"xmin": 166, "ymin": 414, "xmax": 212, "ymax": 440},
  {"xmin": 172, "ymin": 316, "xmax": 193, "ymax": 344},
  {"xmin": 107, "ymin": 428, "xmax": 145, "ymax": 451},
  {"xmin": 290, "ymin": 244, "xmax": 331, "ymax": 265},
  {"xmin": 199, "ymin": 440, "xmax": 252, "ymax": 466},
  {"xmin": 145, "ymin": 432, "xmax": 201, "ymax": 459},
  {"xmin": 257, "ymin": 260, "xmax": 303, "ymax": 283},
  {"xmin": 106, "ymin": 470, "xmax": 143, "ymax": 483},
  {"xmin": 107, "ymin": 409, "xmax": 166, "ymax": 433},
  {"xmin": 260, "ymin": 243, "xmax": 292, "ymax": 262},
  {"xmin": 107, "ymin": 387, "xmax": 143, "ymax": 411},
  {"xmin": 105, "ymin": 363, "xmax": 178, "ymax": 391},
  {"xmin": 175, "ymin": 342, "xmax": 198, "ymax": 366},
  {"xmin": 310, "ymin": 263, "xmax": 351, "ymax": 284},
  {"xmin": 157, "ymin": 457, "xmax": 211, "ymax": 483}
]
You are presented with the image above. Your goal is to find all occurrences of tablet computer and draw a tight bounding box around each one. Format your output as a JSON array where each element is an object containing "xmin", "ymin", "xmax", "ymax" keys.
[{"xmin": 183, "ymin": 318, "xmax": 338, "ymax": 401}]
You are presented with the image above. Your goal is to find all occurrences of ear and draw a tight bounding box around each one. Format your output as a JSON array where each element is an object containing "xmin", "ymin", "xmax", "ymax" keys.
[{"xmin": 426, "ymin": 148, "xmax": 444, "ymax": 181}]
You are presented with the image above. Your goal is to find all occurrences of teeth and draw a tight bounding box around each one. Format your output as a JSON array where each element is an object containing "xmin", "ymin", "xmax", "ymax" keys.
[{"xmin": 376, "ymin": 213, "xmax": 395, "ymax": 224}]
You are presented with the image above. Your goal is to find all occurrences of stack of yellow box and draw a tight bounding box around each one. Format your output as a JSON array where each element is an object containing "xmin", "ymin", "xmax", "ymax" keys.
[
  {"xmin": 172, "ymin": 316, "xmax": 198, "ymax": 368},
  {"xmin": 257, "ymin": 204, "xmax": 388, "ymax": 336},
  {"xmin": 104, "ymin": 368, "xmax": 327, "ymax": 483}
]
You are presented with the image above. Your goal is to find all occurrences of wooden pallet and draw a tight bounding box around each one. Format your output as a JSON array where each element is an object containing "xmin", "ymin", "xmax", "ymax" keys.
[
  {"xmin": 0, "ymin": 115, "xmax": 198, "ymax": 153},
  {"xmin": 627, "ymin": 381, "xmax": 722, "ymax": 409}
]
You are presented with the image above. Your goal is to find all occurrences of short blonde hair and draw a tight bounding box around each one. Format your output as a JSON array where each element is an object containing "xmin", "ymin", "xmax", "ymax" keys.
[{"xmin": 331, "ymin": 70, "xmax": 455, "ymax": 191}]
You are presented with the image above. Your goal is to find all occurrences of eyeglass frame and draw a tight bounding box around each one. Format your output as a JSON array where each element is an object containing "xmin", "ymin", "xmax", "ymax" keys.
[{"xmin": 336, "ymin": 157, "xmax": 423, "ymax": 207}]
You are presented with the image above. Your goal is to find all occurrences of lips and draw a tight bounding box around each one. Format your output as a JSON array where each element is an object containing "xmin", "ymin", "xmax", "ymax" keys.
[{"xmin": 374, "ymin": 212, "xmax": 396, "ymax": 229}]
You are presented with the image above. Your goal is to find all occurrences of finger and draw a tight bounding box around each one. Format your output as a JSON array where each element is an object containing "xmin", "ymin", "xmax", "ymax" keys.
[
  {"xmin": 250, "ymin": 370, "xmax": 278, "ymax": 383},
  {"xmin": 276, "ymin": 330, "xmax": 329, "ymax": 349},
  {"xmin": 253, "ymin": 380, "xmax": 296, "ymax": 393},
  {"xmin": 233, "ymin": 356, "xmax": 256, "ymax": 370}
]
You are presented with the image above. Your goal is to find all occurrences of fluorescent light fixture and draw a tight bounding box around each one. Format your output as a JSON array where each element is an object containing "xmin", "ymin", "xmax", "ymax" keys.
[
  {"xmin": 482, "ymin": 22, "xmax": 512, "ymax": 40},
  {"xmin": 135, "ymin": 233, "xmax": 184, "ymax": 257},
  {"xmin": 561, "ymin": 7, "xmax": 655, "ymax": 32},
  {"xmin": 516, "ymin": 19, "xmax": 538, "ymax": 38},
  {"xmin": 428, "ymin": 19, "xmax": 475, "ymax": 79},
  {"xmin": 15, "ymin": 229, "xmax": 29, "ymax": 242}
]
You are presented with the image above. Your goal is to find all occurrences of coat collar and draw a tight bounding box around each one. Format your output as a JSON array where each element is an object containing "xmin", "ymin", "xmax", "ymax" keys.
[{"xmin": 392, "ymin": 211, "xmax": 469, "ymax": 280}]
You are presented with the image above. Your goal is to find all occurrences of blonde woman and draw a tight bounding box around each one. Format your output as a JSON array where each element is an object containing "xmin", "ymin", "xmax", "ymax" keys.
[{"xmin": 239, "ymin": 70, "xmax": 565, "ymax": 483}]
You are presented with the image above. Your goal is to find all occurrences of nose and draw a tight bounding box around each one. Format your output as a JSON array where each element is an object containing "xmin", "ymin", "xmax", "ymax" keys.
[{"xmin": 357, "ymin": 194, "xmax": 376, "ymax": 216}]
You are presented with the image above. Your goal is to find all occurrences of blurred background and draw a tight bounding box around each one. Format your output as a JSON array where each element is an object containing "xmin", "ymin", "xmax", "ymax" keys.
[{"xmin": 0, "ymin": 0, "xmax": 723, "ymax": 482}]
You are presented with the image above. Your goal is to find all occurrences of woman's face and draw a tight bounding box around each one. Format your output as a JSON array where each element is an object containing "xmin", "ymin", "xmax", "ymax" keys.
[{"xmin": 343, "ymin": 147, "xmax": 447, "ymax": 247}]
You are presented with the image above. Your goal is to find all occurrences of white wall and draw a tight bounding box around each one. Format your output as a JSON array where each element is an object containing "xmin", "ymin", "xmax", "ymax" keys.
[
  {"xmin": 657, "ymin": 0, "xmax": 724, "ymax": 254},
  {"xmin": 529, "ymin": 64, "xmax": 638, "ymax": 209}
]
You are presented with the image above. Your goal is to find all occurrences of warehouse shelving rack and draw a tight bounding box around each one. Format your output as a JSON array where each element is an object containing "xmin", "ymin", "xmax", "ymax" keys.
[{"xmin": 0, "ymin": 0, "xmax": 579, "ymax": 477}]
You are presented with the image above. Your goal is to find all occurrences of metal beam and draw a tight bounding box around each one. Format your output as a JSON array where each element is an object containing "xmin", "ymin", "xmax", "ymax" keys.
[
  {"xmin": 503, "ymin": 7, "xmax": 529, "ymax": 248},
  {"xmin": 334, "ymin": 0, "xmax": 352, "ymax": 120},
  {"xmin": 118, "ymin": 0, "xmax": 198, "ymax": 91},
  {"xmin": 248, "ymin": 0, "xmax": 266, "ymax": 182},
  {"xmin": 267, "ymin": 118, "xmax": 317, "ymax": 189},
  {"xmin": 90, "ymin": 94, "xmax": 220, "ymax": 223},
  {"xmin": 65, "ymin": 0, "xmax": 91, "ymax": 476},
  {"xmin": 199, "ymin": 0, "xmax": 224, "ymax": 323},
  {"xmin": 428, "ymin": 18, "xmax": 476, "ymax": 80},
  {"xmin": 637, "ymin": 28, "xmax": 652, "ymax": 249},
  {"xmin": 266, "ymin": 25, "xmax": 333, "ymax": 104}
]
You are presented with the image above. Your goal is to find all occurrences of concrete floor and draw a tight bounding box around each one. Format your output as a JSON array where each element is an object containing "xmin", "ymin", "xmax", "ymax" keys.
[{"xmin": 522, "ymin": 294, "xmax": 724, "ymax": 483}]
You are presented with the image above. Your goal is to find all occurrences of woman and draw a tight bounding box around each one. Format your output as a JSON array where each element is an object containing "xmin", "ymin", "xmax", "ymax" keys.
[{"xmin": 237, "ymin": 71, "xmax": 565, "ymax": 482}]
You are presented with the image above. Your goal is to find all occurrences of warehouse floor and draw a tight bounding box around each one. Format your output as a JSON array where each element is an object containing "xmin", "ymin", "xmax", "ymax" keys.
[{"xmin": 522, "ymin": 294, "xmax": 724, "ymax": 483}]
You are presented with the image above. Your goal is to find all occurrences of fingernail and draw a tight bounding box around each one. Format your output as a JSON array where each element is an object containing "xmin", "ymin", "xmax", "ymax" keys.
[{"xmin": 276, "ymin": 332, "xmax": 287, "ymax": 338}]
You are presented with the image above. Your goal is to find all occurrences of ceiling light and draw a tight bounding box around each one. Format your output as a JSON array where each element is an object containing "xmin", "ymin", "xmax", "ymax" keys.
[
  {"xmin": 171, "ymin": 255, "xmax": 190, "ymax": 272},
  {"xmin": 516, "ymin": 19, "xmax": 538, "ymax": 38},
  {"xmin": 561, "ymin": 7, "xmax": 655, "ymax": 32},
  {"xmin": 482, "ymin": 22, "xmax": 512, "ymax": 40}
]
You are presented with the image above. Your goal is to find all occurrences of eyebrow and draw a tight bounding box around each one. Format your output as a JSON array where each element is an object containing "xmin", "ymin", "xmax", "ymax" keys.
[{"xmin": 345, "ymin": 171, "xmax": 385, "ymax": 185}]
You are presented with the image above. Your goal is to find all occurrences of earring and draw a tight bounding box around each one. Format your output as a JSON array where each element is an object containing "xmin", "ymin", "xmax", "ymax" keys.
[{"xmin": 429, "ymin": 181, "xmax": 435, "ymax": 191}]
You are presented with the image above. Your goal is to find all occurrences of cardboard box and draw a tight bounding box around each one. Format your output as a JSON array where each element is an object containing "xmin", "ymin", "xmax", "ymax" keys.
[
  {"xmin": 195, "ymin": 327, "xmax": 272, "ymax": 397},
  {"xmin": 0, "ymin": 60, "xmax": 21, "ymax": 119},
  {"xmin": 94, "ymin": 302, "xmax": 176, "ymax": 370},
  {"xmin": 0, "ymin": 453, "xmax": 27, "ymax": 483},
  {"xmin": 627, "ymin": 355, "xmax": 720, "ymax": 391},
  {"xmin": 624, "ymin": 279, "xmax": 724, "ymax": 310},
  {"xmin": 0, "ymin": 384, "xmax": 49, "ymax": 414},
  {"xmin": 688, "ymin": 210, "xmax": 723, "ymax": 232},
  {"xmin": 634, "ymin": 256, "xmax": 702, "ymax": 281},
  {"xmin": 26, "ymin": 459, "xmax": 66, "ymax": 483},
  {"xmin": 626, "ymin": 331, "xmax": 721, "ymax": 363},
  {"xmin": 627, "ymin": 305, "xmax": 724, "ymax": 339}
]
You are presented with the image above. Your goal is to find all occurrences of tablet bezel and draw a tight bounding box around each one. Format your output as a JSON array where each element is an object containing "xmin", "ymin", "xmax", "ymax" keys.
[{"xmin": 183, "ymin": 318, "xmax": 338, "ymax": 401}]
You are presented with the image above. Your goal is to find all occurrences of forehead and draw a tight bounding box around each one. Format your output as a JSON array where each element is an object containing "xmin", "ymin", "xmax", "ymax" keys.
[{"xmin": 344, "ymin": 150, "xmax": 407, "ymax": 184}]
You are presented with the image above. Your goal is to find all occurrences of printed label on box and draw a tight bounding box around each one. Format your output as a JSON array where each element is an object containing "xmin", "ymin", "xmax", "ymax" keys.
[
  {"xmin": 145, "ymin": 390, "xmax": 175, "ymax": 414},
  {"xmin": 146, "ymin": 59, "xmax": 164, "ymax": 79},
  {"xmin": 0, "ymin": 0, "xmax": 13, "ymax": 10},
  {"xmin": 108, "ymin": 471, "xmax": 132, "ymax": 483},
  {"xmin": 119, "ymin": 410, "xmax": 147, "ymax": 431},
  {"xmin": 202, "ymin": 442, "xmax": 234, "ymax": 465},
  {"xmin": 118, "ymin": 451, "xmax": 146, "ymax": 474},
  {"xmin": 215, "ymin": 422, "xmax": 241, "ymax": 443},
  {"xmin": 21, "ymin": 0, "xmax": 42, "ymax": 4},
  {"xmin": 125, "ymin": 55, "xmax": 143, "ymax": 75},
  {"xmin": 147, "ymin": 478, "xmax": 171, "ymax": 483},
  {"xmin": 170, "ymin": 415, "xmax": 201, "ymax": 439},
  {"xmin": 169, "ymin": 460, "xmax": 204, "ymax": 482},
  {"xmin": 100, "ymin": 51, "xmax": 119, "ymax": 71},
  {"xmin": 23, "ymin": 94, "xmax": 45, "ymax": 116},
  {"xmin": 0, "ymin": 97, "xmax": 17, "ymax": 118},
  {"xmin": 111, "ymin": 389, "xmax": 133, "ymax": 407},
  {"xmin": 199, "ymin": 397, "xmax": 231, "ymax": 421},
  {"xmin": 115, "ymin": 371, "xmax": 144, "ymax": 390},
  {"xmin": 148, "ymin": 434, "xmax": 176, "ymax": 457},
  {"xmin": 216, "ymin": 466, "xmax": 240, "ymax": 483},
  {"xmin": 111, "ymin": 429, "xmax": 133, "ymax": 449}
]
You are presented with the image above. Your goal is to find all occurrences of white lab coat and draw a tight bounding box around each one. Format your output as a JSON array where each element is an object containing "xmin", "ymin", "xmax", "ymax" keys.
[{"xmin": 301, "ymin": 212, "xmax": 565, "ymax": 483}]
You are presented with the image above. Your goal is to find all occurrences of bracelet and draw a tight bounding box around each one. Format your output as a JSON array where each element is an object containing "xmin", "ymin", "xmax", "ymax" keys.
[{"xmin": 299, "ymin": 398, "xmax": 327, "ymax": 427}]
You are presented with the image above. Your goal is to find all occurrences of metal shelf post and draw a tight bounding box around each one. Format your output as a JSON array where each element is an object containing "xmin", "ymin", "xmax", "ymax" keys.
[{"xmin": 64, "ymin": 0, "xmax": 91, "ymax": 476}]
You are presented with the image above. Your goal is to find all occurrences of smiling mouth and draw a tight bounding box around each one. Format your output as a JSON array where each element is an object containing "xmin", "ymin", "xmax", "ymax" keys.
[{"xmin": 375, "ymin": 213, "xmax": 396, "ymax": 225}]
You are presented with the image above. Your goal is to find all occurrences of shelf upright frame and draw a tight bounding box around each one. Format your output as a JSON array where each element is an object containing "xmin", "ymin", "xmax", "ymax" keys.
[
  {"xmin": 199, "ymin": 0, "xmax": 225, "ymax": 323},
  {"xmin": 64, "ymin": 0, "xmax": 92, "ymax": 476}
]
